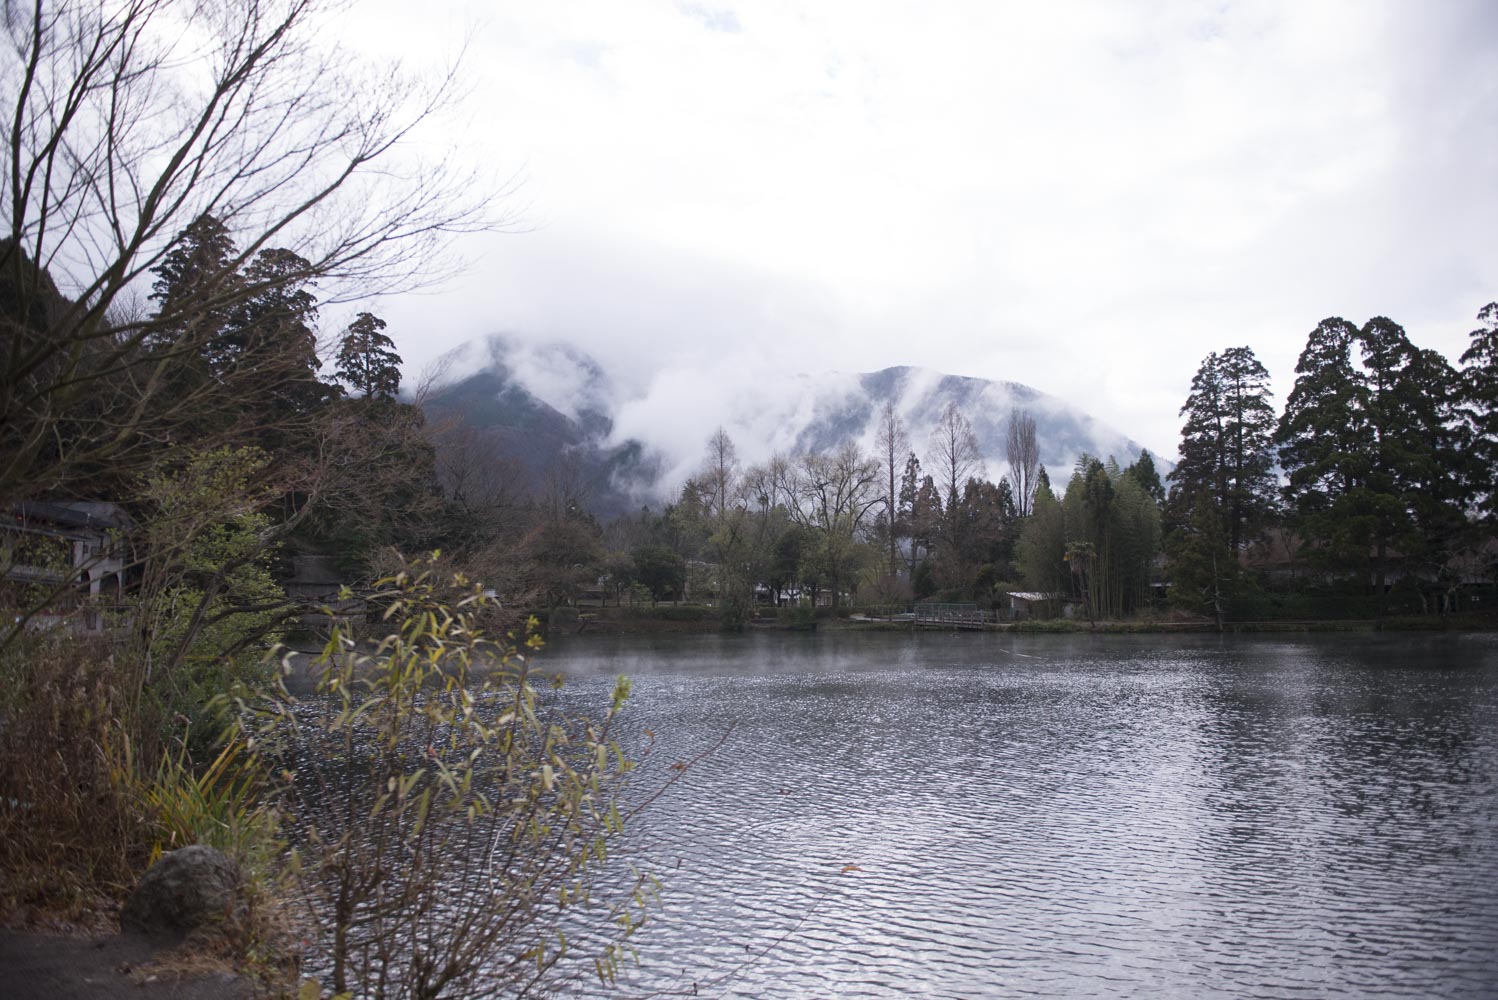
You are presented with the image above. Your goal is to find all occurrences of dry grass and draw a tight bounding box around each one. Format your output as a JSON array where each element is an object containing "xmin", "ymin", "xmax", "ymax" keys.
[
  {"xmin": 0, "ymin": 632, "xmax": 300, "ymax": 992},
  {"xmin": 0, "ymin": 635, "xmax": 151, "ymax": 925}
]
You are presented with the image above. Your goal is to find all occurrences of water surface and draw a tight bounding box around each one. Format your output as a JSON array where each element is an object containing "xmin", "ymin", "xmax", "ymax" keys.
[{"xmin": 541, "ymin": 631, "xmax": 1498, "ymax": 999}]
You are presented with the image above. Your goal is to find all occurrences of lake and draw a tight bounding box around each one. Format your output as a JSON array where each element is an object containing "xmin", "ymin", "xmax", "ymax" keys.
[{"xmin": 538, "ymin": 630, "xmax": 1498, "ymax": 999}]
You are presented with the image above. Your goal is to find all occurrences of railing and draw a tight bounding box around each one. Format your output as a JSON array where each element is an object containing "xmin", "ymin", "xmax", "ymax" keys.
[
  {"xmin": 912, "ymin": 602, "xmax": 995, "ymax": 627},
  {"xmin": 857, "ymin": 603, "xmax": 997, "ymax": 627}
]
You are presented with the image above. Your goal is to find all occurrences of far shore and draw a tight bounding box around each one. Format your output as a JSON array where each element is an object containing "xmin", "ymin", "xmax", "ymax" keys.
[{"xmin": 532, "ymin": 604, "xmax": 1498, "ymax": 638}]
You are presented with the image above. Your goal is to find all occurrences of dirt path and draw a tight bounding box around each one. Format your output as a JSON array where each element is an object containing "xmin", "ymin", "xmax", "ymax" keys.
[{"xmin": 0, "ymin": 931, "xmax": 252, "ymax": 1000}]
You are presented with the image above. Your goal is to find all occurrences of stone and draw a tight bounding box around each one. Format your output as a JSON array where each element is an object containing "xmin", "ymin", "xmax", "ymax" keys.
[{"xmin": 120, "ymin": 845, "xmax": 245, "ymax": 941}]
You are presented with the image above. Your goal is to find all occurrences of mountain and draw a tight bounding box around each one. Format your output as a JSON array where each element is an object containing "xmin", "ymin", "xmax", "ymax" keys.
[
  {"xmin": 421, "ymin": 337, "xmax": 659, "ymax": 519},
  {"xmin": 740, "ymin": 365, "xmax": 1157, "ymax": 483},
  {"xmin": 422, "ymin": 337, "xmax": 1164, "ymax": 516}
]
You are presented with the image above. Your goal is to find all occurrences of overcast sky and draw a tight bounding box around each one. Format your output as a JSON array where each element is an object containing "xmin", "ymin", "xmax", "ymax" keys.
[{"xmin": 343, "ymin": 0, "xmax": 1498, "ymax": 460}]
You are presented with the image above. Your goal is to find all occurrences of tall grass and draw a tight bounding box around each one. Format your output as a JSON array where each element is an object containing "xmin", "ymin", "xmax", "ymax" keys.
[
  {"xmin": 142, "ymin": 733, "xmax": 278, "ymax": 871},
  {"xmin": 0, "ymin": 635, "xmax": 148, "ymax": 921}
]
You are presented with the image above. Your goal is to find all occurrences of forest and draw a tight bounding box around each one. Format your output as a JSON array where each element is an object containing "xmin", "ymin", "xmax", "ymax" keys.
[{"xmin": 586, "ymin": 304, "xmax": 1498, "ymax": 629}]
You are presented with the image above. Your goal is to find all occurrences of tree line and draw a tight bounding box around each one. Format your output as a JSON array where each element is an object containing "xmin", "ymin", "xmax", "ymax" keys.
[
  {"xmin": 1169, "ymin": 308, "xmax": 1498, "ymax": 624},
  {"xmin": 576, "ymin": 304, "xmax": 1498, "ymax": 628},
  {"xmin": 586, "ymin": 402, "xmax": 1162, "ymax": 624}
]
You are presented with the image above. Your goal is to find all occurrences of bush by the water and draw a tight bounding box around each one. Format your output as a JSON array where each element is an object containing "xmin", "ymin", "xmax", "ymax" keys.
[{"xmin": 252, "ymin": 561, "xmax": 652, "ymax": 997}]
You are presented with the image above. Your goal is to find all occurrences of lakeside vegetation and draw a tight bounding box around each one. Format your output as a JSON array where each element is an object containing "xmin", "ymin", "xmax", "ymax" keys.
[
  {"xmin": 593, "ymin": 305, "xmax": 1498, "ymax": 634},
  {"xmin": 1, "ymin": 0, "xmax": 1495, "ymax": 996},
  {"xmin": 0, "ymin": 2, "xmax": 653, "ymax": 996}
]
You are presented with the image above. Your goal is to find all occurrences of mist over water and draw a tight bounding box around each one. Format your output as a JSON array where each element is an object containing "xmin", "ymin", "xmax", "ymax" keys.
[{"xmin": 541, "ymin": 631, "xmax": 1498, "ymax": 999}]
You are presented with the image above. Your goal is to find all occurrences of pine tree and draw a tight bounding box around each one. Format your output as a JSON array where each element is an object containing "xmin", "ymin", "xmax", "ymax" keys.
[
  {"xmin": 335, "ymin": 312, "xmax": 403, "ymax": 400},
  {"xmin": 230, "ymin": 248, "xmax": 325, "ymax": 411},
  {"xmin": 1460, "ymin": 302, "xmax": 1498, "ymax": 524},
  {"xmin": 1168, "ymin": 346, "xmax": 1277, "ymax": 550},
  {"xmin": 147, "ymin": 213, "xmax": 242, "ymax": 356},
  {"xmin": 1124, "ymin": 449, "xmax": 1165, "ymax": 505},
  {"xmin": 1276, "ymin": 315, "xmax": 1465, "ymax": 603}
]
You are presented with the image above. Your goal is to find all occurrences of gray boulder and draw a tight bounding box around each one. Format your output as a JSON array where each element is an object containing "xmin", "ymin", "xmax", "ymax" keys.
[{"xmin": 121, "ymin": 845, "xmax": 245, "ymax": 940}]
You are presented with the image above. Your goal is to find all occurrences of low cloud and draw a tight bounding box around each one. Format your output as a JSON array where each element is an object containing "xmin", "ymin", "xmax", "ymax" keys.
[{"xmin": 361, "ymin": 0, "xmax": 1497, "ymax": 465}]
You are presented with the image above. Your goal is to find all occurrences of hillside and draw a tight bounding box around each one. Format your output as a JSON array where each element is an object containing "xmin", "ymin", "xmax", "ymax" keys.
[{"xmin": 423, "ymin": 336, "xmax": 1163, "ymax": 515}]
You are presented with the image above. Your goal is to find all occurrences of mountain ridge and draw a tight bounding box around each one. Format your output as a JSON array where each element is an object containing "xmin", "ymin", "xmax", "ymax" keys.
[{"xmin": 422, "ymin": 337, "xmax": 1164, "ymax": 517}]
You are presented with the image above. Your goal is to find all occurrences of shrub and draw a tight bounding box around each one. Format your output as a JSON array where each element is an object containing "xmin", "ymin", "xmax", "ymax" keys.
[{"xmin": 256, "ymin": 559, "xmax": 650, "ymax": 998}]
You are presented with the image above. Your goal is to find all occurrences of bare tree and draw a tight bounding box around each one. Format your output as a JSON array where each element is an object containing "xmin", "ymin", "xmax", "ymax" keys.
[
  {"xmin": 1, "ymin": 0, "xmax": 498, "ymax": 507},
  {"xmin": 433, "ymin": 420, "xmax": 529, "ymax": 524},
  {"xmin": 771, "ymin": 440, "xmax": 881, "ymax": 608},
  {"xmin": 700, "ymin": 426, "xmax": 741, "ymax": 520},
  {"xmin": 874, "ymin": 399, "xmax": 909, "ymax": 578},
  {"xmin": 1005, "ymin": 406, "xmax": 1040, "ymax": 517},
  {"xmin": 929, "ymin": 402, "xmax": 985, "ymax": 511}
]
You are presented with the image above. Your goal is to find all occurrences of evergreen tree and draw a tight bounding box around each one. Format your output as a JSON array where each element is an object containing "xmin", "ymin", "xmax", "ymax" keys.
[
  {"xmin": 1275, "ymin": 316, "xmax": 1465, "ymax": 605},
  {"xmin": 145, "ymin": 215, "xmax": 244, "ymax": 425},
  {"xmin": 229, "ymin": 247, "xmax": 327, "ymax": 416},
  {"xmin": 631, "ymin": 545, "xmax": 686, "ymax": 603},
  {"xmin": 1124, "ymin": 449, "xmax": 1166, "ymax": 506},
  {"xmin": 1056, "ymin": 456, "xmax": 1160, "ymax": 619},
  {"xmin": 1167, "ymin": 347, "xmax": 1277, "ymax": 550},
  {"xmin": 1166, "ymin": 488, "xmax": 1235, "ymax": 629},
  {"xmin": 1110, "ymin": 471, "xmax": 1162, "ymax": 615},
  {"xmin": 335, "ymin": 312, "xmax": 403, "ymax": 400},
  {"xmin": 1460, "ymin": 302, "xmax": 1498, "ymax": 525},
  {"xmin": 1064, "ymin": 459, "xmax": 1114, "ymax": 617},
  {"xmin": 770, "ymin": 523, "xmax": 815, "ymax": 605},
  {"xmin": 898, "ymin": 452, "xmax": 922, "ymax": 574},
  {"xmin": 910, "ymin": 474, "xmax": 943, "ymax": 580},
  {"xmin": 1017, "ymin": 476, "xmax": 1066, "ymax": 601},
  {"xmin": 1275, "ymin": 318, "xmax": 1367, "ymax": 551},
  {"xmin": 939, "ymin": 476, "xmax": 1017, "ymax": 595},
  {"xmin": 146, "ymin": 222, "xmax": 330, "ymax": 449},
  {"xmin": 1365, "ymin": 328, "xmax": 1465, "ymax": 594},
  {"xmin": 147, "ymin": 213, "xmax": 242, "ymax": 356}
]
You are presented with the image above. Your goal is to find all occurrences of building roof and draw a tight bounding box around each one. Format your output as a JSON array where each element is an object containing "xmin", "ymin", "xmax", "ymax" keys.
[{"xmin": 8, "ymin": 501, "xmax": 132, "ymax": 532}]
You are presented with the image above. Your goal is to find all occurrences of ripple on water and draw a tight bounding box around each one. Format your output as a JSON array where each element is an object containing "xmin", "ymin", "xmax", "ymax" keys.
[{"xmin": 538, "ymin": 632, "xmax": 1498, "ymax": 999}]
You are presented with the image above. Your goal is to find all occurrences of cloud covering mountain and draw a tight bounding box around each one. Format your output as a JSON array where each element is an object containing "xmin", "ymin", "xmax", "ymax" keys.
[{"xmin": 425, "ymin": 336, "xmax": 1164, "ymax": 515}]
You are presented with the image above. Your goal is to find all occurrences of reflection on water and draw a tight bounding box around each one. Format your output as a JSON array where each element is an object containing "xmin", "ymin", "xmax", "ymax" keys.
[{"xmin": 534, "ymin": 631, "xmax": 1498, "ymax": 999}]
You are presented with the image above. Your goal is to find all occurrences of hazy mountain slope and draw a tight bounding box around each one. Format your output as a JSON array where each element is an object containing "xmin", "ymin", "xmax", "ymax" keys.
[
  {"xmin": 421, "ymin": 337, "xmax": 659, "ymax": 518},
  {"xmin": 423, "ymin": 338, "xmax": 1163, "ymax": 516},
  {"xmin": 782, "ymin": 366, "xmax": 1152, "ymax": 483}
]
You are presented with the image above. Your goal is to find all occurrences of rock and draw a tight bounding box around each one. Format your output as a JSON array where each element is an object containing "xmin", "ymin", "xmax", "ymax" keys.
[{"xmin": 121, "ymin": 845, "xmax": 245, "ymax": 941}]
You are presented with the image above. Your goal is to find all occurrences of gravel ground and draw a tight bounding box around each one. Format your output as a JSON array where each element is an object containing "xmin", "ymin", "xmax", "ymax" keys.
[{"xmin": 0, "ymin": 931, "xmax": 253, "ymax": 1000}]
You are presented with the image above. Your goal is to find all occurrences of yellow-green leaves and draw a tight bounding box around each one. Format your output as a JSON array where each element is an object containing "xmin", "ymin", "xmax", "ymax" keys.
[{"xmin": 262, "ymin": 554, "xmax": 646, "ymax": 997}]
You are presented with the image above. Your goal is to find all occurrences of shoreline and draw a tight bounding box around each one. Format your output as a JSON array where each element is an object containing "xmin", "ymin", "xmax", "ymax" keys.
[{"xmin": 541, "ymin": 606, "xmax": 1498, "ymax": 637}]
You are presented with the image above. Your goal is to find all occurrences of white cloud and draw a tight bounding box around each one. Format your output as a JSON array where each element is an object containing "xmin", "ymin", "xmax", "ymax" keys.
[{"xmin": 346, "ymin": 0, "xmax": 1498, "ymax": 463}]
